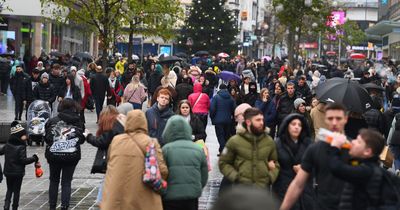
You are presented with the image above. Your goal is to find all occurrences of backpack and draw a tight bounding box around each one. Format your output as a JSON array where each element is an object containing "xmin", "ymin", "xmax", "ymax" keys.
[{"xmin": 366, "ymin": 166, "xmax": 400, "ymax": 210}]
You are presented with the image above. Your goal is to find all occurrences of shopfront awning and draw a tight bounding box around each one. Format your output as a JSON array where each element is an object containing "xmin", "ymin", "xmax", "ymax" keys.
[{"xmin": 365, "ymin": 20, "xmax": 400, "ymax": 36}]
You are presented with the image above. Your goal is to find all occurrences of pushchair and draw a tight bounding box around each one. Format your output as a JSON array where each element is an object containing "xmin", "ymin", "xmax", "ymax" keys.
[{"xmin": 27, "ymin": 100, "xmax": 51, "ymax": 146}]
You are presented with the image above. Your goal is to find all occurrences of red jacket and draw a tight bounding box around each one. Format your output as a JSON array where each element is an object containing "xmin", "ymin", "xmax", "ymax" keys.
[{"xmin": 188, "ymin": 83, "xmax": 210, "ymax": 114}]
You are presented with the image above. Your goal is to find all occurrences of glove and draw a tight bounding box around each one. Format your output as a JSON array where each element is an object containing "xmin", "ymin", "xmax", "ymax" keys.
[{"xmin": 32, "ymin": 154, "xmax": 39, "ymax": 163}]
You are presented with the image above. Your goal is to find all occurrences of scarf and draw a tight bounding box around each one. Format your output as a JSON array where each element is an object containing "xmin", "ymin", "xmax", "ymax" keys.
[{"xmin": 109, "ymin": 78, "xmax": 116, "ymax": 89}]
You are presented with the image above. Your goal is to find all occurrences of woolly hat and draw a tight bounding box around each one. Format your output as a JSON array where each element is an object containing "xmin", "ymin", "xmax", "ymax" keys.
[
  {"xmin": 219, "ymin": 84, "xmax": 227, "ymax": 90},
  {"xmin": 70, "ymin": 66, "xmax": 77, "ymax": 72},
  {"xmin": 41, "ymin": 72, "xmax": 49, "ymax": 80},
  {"xmin": 117, "ymin": 103, "xmax": 134, "ymax": 115},
  {"xmin": 294, "ymin": 98, "xmax": 306, "ymax": 110},
  {"xmin": 77, "ymin": 69, "xmax": 85, "ymax": 77},
  {"xmin": 10, "ymin": 121, "xmax": 26, "ymax": 139}
]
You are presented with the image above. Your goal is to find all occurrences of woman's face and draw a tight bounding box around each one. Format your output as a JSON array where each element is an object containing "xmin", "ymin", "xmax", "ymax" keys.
[
  {"xmin": 66, "ymin": 78, "xmax": 71, "ymax": 86},
  {"xmin": 288, "ymin": 119, "xmax": 302, "ymax": 139},
  {"xmin": 110, "ymin": 71, "xmax": 115, "ymax": 78},
  {"xmin": 262, "ymin": 91, "xmax": 269, "ymax": 99},
  {"xmin": 312, "ymin": 99, "xmax": 319, "ymax": 107},
  {"xmin": 275, "ymin": 86, "xmax": 282, "ymax": 95},
  {"xmin": 230, "ymin": 89, "xmax": 236, "ymax": 96},
  {"xmin": 298, "ymin": 103, "xmax": 306, "ymax": 113},
  {"xmin": 181, "ymin": 69, "xmax": 187, "ymax": 75},
  {"xmin": 180, "ymin": 103, "xmax": 191, "ymax": 116},
  {"xmin": 199, "ymin": 76, "xmax": 205, "ymax": 83}
]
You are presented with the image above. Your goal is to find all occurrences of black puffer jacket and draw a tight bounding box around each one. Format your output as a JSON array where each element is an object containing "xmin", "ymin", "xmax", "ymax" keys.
[
  {"xmin": 58, "ymin": 85, "xmax": 82, "ymax": 104},
  {"xmin": 0, "ymin": 136, "xmax": 37, "ymax": 176},
  {"xmin": 277, "ymin": 92, "xmax": 302, "ymax": 123},
  {"xmin": 49, "ymin": 73, "xmax": 65, "ymax": 96},
  {"xmin": 90, "ymin": 72, "xmax": 110, "ymax": 99},
  {"xmin": 45, "ymin": 109, "xmax": 85, "ymax": 164},
  {"xmin": 33, "ymin": 82, "xmax": 56, "ymax": 103},
  {"xmin": 10, "ymin": 72, "xmax": 31, "ymax": 99},
  {"xmin": 273, "ymin": 114, "xmax": 313, "ymax": 210},
  {"xmin": 0, "ymin": 59, "xmax": 11, "ymax": 74}
]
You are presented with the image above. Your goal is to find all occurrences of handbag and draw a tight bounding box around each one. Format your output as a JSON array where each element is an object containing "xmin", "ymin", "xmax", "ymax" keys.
[
  {"xmin": 86, "ymin": 95, "xmax": 95, "ymax": 110},
  {"xmin": 91, "ymin": 148, "xmax": 107, "ymax": 174},
  {"xmin": 193, "ymin": 93, "xmax": 203, "ymax": 110},
  {"xmin": 143, "ymin": 139, "xmax": 168, "ymax": 194},
  {"xmin": 380, "ymin": 146, "xmax": 393, "ymax": 168}
]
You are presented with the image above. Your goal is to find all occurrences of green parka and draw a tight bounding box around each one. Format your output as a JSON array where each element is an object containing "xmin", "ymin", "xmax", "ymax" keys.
[
  {"xmin": 218, "ymin": 131, "xmax": 280, "ymax": 187},
  {"xmin": 162, "ymin": 115, "xmax": 208, "ymax": 201}
]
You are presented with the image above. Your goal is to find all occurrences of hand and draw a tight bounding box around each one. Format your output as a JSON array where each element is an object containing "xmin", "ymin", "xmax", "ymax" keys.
[
  {"xmin": 262, "ymin": 97, "xmax": 268, "ymax": 102},
  {"xmin": 268, "ymin": 160, "xmax": 276, "ymax": 170},
  {"xmin": 83, "ymin": 129, "xmax": 90, "ymax": 138},
  {"xmin": 32, "ymin": 154, "xmax": 39, "ymax": 162},
  {"xmin": 293, "ymin": 164, "xmax": 300, "ymax": 173},
  {"xmin": 58, "ymin": 97, "xmax": 63, "ymax": 102},
  {"xmin": 107, "ymin": 96, "xmax": 112, "ymax": 99},
  {"xmin": 330, "ymin": 133, "xmax": 347, "ymax": 149}
]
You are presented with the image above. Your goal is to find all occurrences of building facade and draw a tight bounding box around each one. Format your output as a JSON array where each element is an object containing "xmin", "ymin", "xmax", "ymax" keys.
[{"xmin": 0, "ymin": 0, "xmax": 98, "ymax": 58}]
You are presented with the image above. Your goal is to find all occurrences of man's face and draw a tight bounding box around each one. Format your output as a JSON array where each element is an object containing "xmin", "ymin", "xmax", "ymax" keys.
[
  {"xmin": 129, "ymin": 64, "xmax": 135, "ymax": 69},
  {"xmin": 32, "ymin": 72, "xmax": 39, "ymax": 79},
  {"xmin": 246, "ymin": 114, "xmax": 264, "ymax": 135},
  {"xmin": 16, "ymin": 67, "xmax": 23, "ymax": 73},
  {"xmin": 298, "ymin": 79, "xmax": 305, "ymax": 86},
  {"xmin": 325, "ymin": 109, "xmax": 348, "ymax": 132},
  {"xmin": 349, "ymin": 135, "xmax": 371, "ymax": 158},
  {"xmin": 157, "ymin": 94, "xmax": 170, "ymax": 107},
  {"xmin": 287, "ymin": 85, "xmax": 295, "ymax": 95},
  {"xmin": 52, "ymin": 68, "xmax": 60, "ymax": 75}
]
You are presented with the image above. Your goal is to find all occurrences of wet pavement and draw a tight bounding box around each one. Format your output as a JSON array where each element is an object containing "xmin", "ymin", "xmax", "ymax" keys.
[{"xmin": 0, "ymin": 92, "xmax": 222, "ymax": 210}]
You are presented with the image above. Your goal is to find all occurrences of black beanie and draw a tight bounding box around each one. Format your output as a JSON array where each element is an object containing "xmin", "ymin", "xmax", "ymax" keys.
[
  {"xmin": 10, "ymin": 121, "xmax": 26, "ymax": 139},
  {"xmin": 219, "ymin": 84, "xmax": 227, "ymax": 90}
]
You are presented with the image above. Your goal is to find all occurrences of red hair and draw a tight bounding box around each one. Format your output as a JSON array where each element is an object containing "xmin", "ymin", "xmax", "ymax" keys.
[
  {"xmin": 96, "ymin": 105, "xmax": 119, "ymax": 136},
  {"xmin": 157, "ymin": 88, "xmax": 171, "ymax": 99}
]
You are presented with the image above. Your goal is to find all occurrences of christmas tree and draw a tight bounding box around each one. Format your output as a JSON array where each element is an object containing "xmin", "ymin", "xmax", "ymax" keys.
[{"xmin": 178, "ymin": 0, "xmax": 237, "ymax": 55}]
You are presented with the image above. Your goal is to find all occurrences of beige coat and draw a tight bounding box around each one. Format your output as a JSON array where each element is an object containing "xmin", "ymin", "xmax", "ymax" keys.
[
  {"xmin": 101, "ymin": 110, "xmax": 168, "ymax": 210},
  {"xmin": 310, "ymin": 103, "xmax": 328, "ymax": 138}
]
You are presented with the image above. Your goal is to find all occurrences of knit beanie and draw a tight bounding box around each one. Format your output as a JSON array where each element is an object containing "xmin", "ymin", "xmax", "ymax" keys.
[
  {"xmin": 41, "ymin": 72, "xmax": 49, "ymax": 80},
  {"xmin": 10, "ymin": 121, "xmax": 26, "ymax": 139},
  {"xmin": 294, "ymin": 98, "xmax": 306, "ymax": 110}
]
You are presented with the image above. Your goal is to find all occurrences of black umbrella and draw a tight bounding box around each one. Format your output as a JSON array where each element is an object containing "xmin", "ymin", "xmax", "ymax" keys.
[
  {"xmin": 158, "ymin": 55, "xmax": 182, "ymax": 64},
  {"xmin": 74, "ymin": 52, "xmax": 93, "ymax": 62},
  {"xmin": 195, "ymin": 51, "xmax": 209, "ymax": 56},
  {"xmin": 175, "ymin": 52, "xmax": 188, "ymax": 58},
  {"xmin": 363, "ymin": 83, "xmax": 385, "ymax": 92},
  {"xmin": 316, "ymin": 78, "xmax": 373, "ymax": 113},
  {"xmin": 49, "ymin": 51, "xmax": 65, "ymax": 57},
  {"xmin": 0, "ymin": 53, "xmax": 15, "ymax": 58}
]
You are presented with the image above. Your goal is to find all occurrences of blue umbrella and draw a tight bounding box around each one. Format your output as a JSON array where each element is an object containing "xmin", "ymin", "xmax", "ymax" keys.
[{"xmin": 218, "ymin": 70, "xmax": 241, "ymax": 82}]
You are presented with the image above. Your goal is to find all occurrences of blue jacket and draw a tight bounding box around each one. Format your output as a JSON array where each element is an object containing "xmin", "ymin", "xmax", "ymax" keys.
[
  {"xmin": 210, "ymin": 89, "xmax": 236, "ymax": 125},
  {"xmin": 145, "ymin": 103, "xmax": 174, "ymax": 145},
  {"xmin": 255, "ymin": 98, "xmax": 277, "ymax": 127}
]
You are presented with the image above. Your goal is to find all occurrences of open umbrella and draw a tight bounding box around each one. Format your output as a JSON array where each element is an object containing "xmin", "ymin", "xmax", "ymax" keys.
[
  {"xmin": 262, "ymin": 56, "xmax": 272, "ymax": 62},
  {"xmin": 158, "ymin": 55, "xmax": 182, "ymax": 64},
  {"xmin": 363, "ymin": 83, "xmax": 385, "ymax": 92},
  {"xmin": 74, "ymin": 52, "xmax": 93, "ymax": 62},
  {"xmin": 131, "ymin": 54, "xmax": 140, "ymax": 60},
  {"xmin": 175, "ymin": 52, "xmax": 188, "ymax": 58},
  {"xmin": 49, "ymin": 51, "xmax": 65, "ymax": 58},
  {"xmin": 350, "ymin": 53, "xmax": 366, "ymax": 60},
  {"xmin": 316, "ymin": 78, "xmax": 373, "ymax": 113},
  {"xmin": 195, "ymin": 51, "xmax": 209, "ymax": 56},
  {"xmin": 218, "ymin": 70, "xmax": 241, "ymax": 82},
  {"xmin": 217, "ymin": 52, "xmax": 229, "ymax": 58}
]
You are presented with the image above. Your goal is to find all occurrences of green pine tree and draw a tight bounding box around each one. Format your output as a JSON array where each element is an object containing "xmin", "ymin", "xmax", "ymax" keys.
[{"xmin": 178, "ymin": 0, "xmax": 237, "ymax": 55}]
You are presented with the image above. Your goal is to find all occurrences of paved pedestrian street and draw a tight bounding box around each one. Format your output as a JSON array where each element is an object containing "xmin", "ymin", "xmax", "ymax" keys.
[{"xmin": 0, "ymin": 94, "xmax": 222, "ymax": 210}]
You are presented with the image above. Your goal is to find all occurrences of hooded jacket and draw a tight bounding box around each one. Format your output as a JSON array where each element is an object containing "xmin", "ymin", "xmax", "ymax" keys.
[
  {"xmin": 44, "ymin": 109, "xmax": 85, "ymax": 164},
  {"xmin": 272, "ymin": 114, "xmax": 313, "ymax": 210},
  {"xmin": 188, "ymin": 83, "xmax": 210, "ymax": 114},
  {"xmin": 49, "ymin": 73, "xmax": 65, "ymax": 96},
  {"xmin": 1, "ymin": 136, "xmax": 37, "ymax": 176},
  {"xmin": 161, "ymin": 115, "xmax": 208, "ymax": 201},
  {"xmin": 277, "ymin": 91, "xmax": 302, "ymax": 123},
  {"xmin": 10, "ymin": 72, "xmax": 30, "ymax": 99},
  {"xmin": 145, "ymin": 103, "xmax": 175, "ymax": 145},
  {"xmin": 219, "ymin": 131, "xmax": 280, "ymax": 187},
  {"xmin": 210, "ymin": 89, "xmax": 236, "ymax": 125},
  {"xmin": 255, "ymin": 98, "xmax": 277, "ymax": 127},
  {"xmin": 102, "ymin": 110, "xmax": 168, "ymax": 210}
]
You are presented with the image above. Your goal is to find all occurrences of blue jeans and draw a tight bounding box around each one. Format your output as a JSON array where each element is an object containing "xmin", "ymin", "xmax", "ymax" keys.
[
  {"xmin": 215, "ymin": 124, "xmax": 232, "ymax": 153},
  {"xmin": 130, "ymin": 102, "xmax": 142, "ymax": 110},
  {"xmin": 96, "ymin": 178, "xmax": 104, "ymax": 204},
  {"xmin": 389, "ymin": 145, "xmax": 400, "ymax": 170}
]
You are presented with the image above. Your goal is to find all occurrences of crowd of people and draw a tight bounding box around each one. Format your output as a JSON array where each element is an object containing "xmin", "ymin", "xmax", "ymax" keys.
[{"xmin": 0, "ymin": 52, "xmax": 400, "ymax": 210}]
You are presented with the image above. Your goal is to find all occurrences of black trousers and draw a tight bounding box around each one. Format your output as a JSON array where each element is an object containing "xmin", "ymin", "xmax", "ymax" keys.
[
  {"xmin": 4, "ymin": 175, "xmax": 23, "ymax": 209},
  {"xmin": 0, "ymin": 72, "xmax": 8, "ymax": 94},
  {"xmin": 14, "ymin": 96, "xmax": 24, "ymax": 120},
  {"xmin": 49, "ymin": 163, "xmax": 76, "ymax": 208},
  {"xmin": 163, "ymin": 198, "xmax": 198, "ymax": 210}
]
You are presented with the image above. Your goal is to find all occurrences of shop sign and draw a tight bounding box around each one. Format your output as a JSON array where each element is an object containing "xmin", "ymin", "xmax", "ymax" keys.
[{"xmin": 299, "ymin": 42, "xmax": 318, "ymax": 49}]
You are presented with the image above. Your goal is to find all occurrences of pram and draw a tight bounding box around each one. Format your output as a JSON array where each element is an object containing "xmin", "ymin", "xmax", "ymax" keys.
[{"xmin": 27, "ymin": 100, "xmax": 51, "ymax": 146}]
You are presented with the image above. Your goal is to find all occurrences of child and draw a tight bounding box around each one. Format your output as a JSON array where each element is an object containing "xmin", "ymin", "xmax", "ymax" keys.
[
  {"xmin": 0, "ymin": 121, "xmax": 38, "ymax": 210},
  {"xmin": 329, "ymin": 129, "xmax": 396, "ymax": 210}
]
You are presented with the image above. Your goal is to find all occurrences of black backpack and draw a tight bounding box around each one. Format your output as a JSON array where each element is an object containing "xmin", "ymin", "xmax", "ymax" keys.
[{"xmin": 366, "ymin": 166, "xmax": 400, "ymax": 210}]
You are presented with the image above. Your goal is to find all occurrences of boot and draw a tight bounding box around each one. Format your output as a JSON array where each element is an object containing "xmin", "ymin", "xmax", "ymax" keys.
[
  {"xmin": 11, "ymin": 205, "xmax": 18, "ymax": 210},
  {"xmin": 61, "ymin": 206, "xmax": 68, "ymax": 210},
  {"xmin": 3, "ymin": 200, "xmax": 10, "ymax": 210}
]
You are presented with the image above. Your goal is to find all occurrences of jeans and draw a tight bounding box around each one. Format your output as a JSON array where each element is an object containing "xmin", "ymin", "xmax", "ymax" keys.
[
  {"xmin": 163, "ymin": 198, "xmax": 198, "ymax": 210},
  {"xmin": 94, "ymin": 97, "xmax": 105, "ymax": 120},
  {"xmin": 49, "ymin": 163, "xmax": 77, "ymax": 208},
  {"xmin": 195, "ymin": 113, "xmax": 208, "ymax": 130},
  {"xmin": 4, "ymin": 175, "xmax": 23, "ymax": 210},
  {"xmin": 258, "ymin": 76, "xmax": 266, "ymax": 89},
  {"xmin": 215, "ymin": 123, "xmax": 232, "ymax": 153},
  {"xmin": 129, "ymin": 102, "xmax": 142, "ymax": 110},
  {"xmin": 389, "ymin": 145, "xmax": 400, "ymax": 170},
  {"xmin": 96, "ymin": 178, "xmax": 104, "ymax": 204}
]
